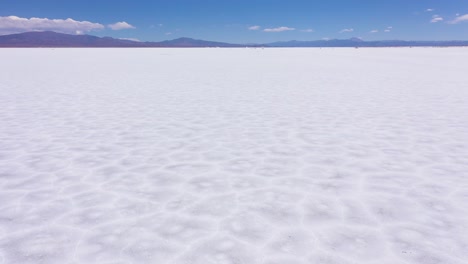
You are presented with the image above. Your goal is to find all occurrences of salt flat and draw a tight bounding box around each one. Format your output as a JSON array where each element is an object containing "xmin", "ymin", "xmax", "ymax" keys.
[{"xmin": 0, "ymin": 48, "xmax": 467, "ymax": 264}]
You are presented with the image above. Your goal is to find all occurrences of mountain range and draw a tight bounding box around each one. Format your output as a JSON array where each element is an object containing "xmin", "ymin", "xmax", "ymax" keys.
[{"xmin": 1, "ymin": 31, "xmax": 468, "ymax": 48}]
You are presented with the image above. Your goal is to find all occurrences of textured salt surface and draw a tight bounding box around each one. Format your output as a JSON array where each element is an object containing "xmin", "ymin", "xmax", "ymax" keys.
[{"xmin": 0, "ymin": 48, "xmax": 468, "ymax": 264}]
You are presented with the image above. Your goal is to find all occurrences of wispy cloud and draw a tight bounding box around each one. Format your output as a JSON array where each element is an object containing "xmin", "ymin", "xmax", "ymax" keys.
[
  {"xmin": 449, "ymin": 14, "xmax": 468, "ymax": 24},
  {"xmin": 339, "ymin": 28, "xmax": 354, "ymax": 33},
  {"xmin": 108, "ymin": 21, "xmax": 135, "ymax": 30},
  {"xmin": 431, "ymin": 15, "xmax": 444, "ymax": 23},
  {"xmin": 301, "ymin": 29, "xmax": 314, "ymax": 32},
  {"xmin": 150, "ymin": 24, "xmax": 163, "ymax": 29},
  {"xmin": 370, "ymin": 26, "xmax": 392, "ymax": 34},
  {"xmin": 426, "ymin": 8, "xmax": 435, "ymax": 12},
  {"xmin": 264, "ymin": 26, "xmax": 295, "ymax": 32},
  {"xmin": 0, "ymin": 15, "xmax": 104, "ymax": 35},
  {"xmin": 248, "ymin": 25, "xmax": 261, "ymax": 30}
]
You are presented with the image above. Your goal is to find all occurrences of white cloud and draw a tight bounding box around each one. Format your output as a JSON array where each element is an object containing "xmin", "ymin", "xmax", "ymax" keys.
[
  {"xmin": 431, "ymin": 15, "xmax": 444, "ymax": 23},
  {"xmin": 339, "ymin": 28, "xmax": 354, "ymax": 33},
  {"xmin": 370, "ymin": 29, "xmax": 379, "ymax": 33},
  {"xmin": 248, "ymin": 25, "xmax": 261, "ymax": 30},
  {"xmin": 0, "ymin": 15, "xmax": 104, "ymax": 34},
  {"xmin": 426, "ymin": 8, "xmax": 435, "ymax": 12},
  {"xmin": 384, "ymin": 26, "xmax": 392, "ymax": 32},
  {"xmin": 108, "ymin": 21, "xmax": 135, "ymax": 30},
  {"xmin": 449, "ymin": 14, "xmax": 468, "ymax": 24},
  {"xmin": 264, "ymin": 26, "xmax": 295, "ymax": 32},
  {"xmin": 165, "ymin": 32, "xmax": 172, "ymax": 35},
  {"xmin": 301, "ymin": 29, "xmax": 314, "ymax": 32}
]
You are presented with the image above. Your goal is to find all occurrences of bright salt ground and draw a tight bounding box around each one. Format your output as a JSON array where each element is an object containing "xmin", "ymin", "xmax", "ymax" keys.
[{"xmin": 0, "ymin": 48, "xmax": 467, "ymax": 264}]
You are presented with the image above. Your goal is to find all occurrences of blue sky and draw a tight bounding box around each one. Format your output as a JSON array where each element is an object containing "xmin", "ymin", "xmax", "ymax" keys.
[{"xmin": 1, "ymin": 0, "xmax": 468, "ymax": 43}]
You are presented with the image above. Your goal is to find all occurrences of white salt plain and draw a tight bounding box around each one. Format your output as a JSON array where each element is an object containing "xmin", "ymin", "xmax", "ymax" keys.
[{"xmin": 0, "ymin": 48, "xmax": 467, "ymax": 264}]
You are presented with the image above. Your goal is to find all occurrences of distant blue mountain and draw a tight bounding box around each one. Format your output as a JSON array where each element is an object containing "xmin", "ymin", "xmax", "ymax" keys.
[
  {"xmin": 157, "ymin": 37, "xmax": 245, "ymax": 47},
  {"xmin": 1, "ymin": 31, "xmax": 468, "ymax": 48},
  {"xmin": 0, "ymin": 31, "xmax": 144, "ymax": 47},
  {"xmin": 268, "ymin": 38, "xmax": 468, "ymax": 47},
  {"xmin": 0, "ymin": 31, "xmax": 245, "ymax": 47}
]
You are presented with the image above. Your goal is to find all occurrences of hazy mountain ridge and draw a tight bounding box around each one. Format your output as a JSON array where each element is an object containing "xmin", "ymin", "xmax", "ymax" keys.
[
  {"xmin": 1, "ymin": 31, "xmax": 468, "ymax": 47},
  {"xmin": 269, "ymin": 38, "xmax": 468, "ymax": 47},
  {"xmin": 157, "ymin": 37, "xmax": 245, "ymax": 47},
  {"xmin": 0, "ymin": 31, "xmax": 244, "ymax": 48},
  {"xmin": 0, "ymin": 31, "xmax": 145, "ymax": 47}
]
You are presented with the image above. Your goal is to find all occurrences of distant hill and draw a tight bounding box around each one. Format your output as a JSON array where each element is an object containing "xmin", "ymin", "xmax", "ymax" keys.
[
  {"xmin": 0, "ymin": 31, "xmax": 147, "ymax": 47},
  {"xmin": 157, "ymin": 37, "xmax": 244, "ymax": 47},
  {"xmin": 269, "ymin": 38, "xmax": 364, "ymax": 47},
  {"xmin": 1, "ymin": 31, "xmax": 468, "ymax": 48},
  {"xmin": 268, "ymin": 38, "xmax": 468, "ymax": 47},
  {"xmin": 0, "ymin": 31, "xmax": 246, "ymax": 48}
]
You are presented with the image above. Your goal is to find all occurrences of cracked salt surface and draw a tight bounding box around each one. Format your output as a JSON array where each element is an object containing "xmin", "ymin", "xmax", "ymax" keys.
[{"xmin": 0, "ymin": 48, "xmax": 468, "ymax": 263}]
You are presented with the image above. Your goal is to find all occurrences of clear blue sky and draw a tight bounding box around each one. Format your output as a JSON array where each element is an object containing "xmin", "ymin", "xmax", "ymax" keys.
[{"xmin": 1, "ymin": 0, "xmax": 468, "ymax": 43}]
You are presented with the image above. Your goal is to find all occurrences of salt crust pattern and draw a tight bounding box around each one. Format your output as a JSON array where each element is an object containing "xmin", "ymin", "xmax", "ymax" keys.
[{"xmin": 0, "ymin": 48, "xmax": 467, "ymax": 263}]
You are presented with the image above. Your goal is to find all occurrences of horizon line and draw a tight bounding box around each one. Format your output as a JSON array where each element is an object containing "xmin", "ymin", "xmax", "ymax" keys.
[{"xmin": 2, "ymin": 31, "xmax": 468, "ymax": 44}]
